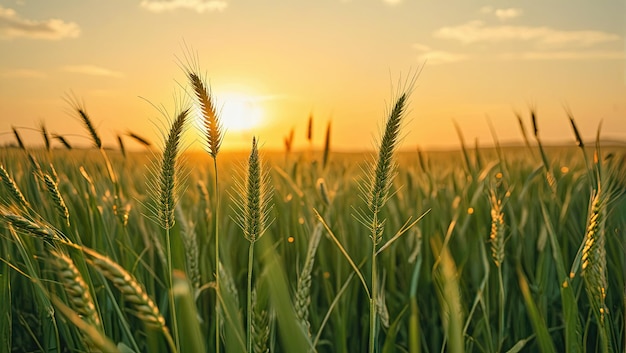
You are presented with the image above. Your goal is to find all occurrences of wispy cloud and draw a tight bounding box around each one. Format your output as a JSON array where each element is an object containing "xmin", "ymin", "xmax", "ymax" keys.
[
  {"xmin": 140, "ymin": 0, "xmax": 228, "ymax": 13},
  {"xmin": 500, "ymin": 50, "xmax": 626, "ymax": 61},
  {"xmin": 435, "ymin": 20, "xmax": 620, "ymax": 47},
  {"xmin": 62, "ymin": 65, "xmax": 124, "ymax": 78},
  {"xmin": 413, "ymin": 44, "xmax": 469, "ymax": 65},
  {"xmin": 480, "ymin": 6, "xmax": 523, "ymax": 21},
  {"xmin": 0, "ymin": 68, "xmax": 47, "ymax": 78},
  {"xmin": 494, "ymin": 8, "xmax": 523, "ymax": 21},
  {"xmin": 0, "ymin": 6, "xmax": 80, "ymax": 40}
]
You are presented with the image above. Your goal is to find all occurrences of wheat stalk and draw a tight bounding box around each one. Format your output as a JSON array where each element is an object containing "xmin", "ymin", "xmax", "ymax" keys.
[
  {"xmin": 232, "ymin": 137, "xmax": 273, "ymax": 353},
  {"xmin": 82, "ymin": 246, "xmax": 177, "ymax": 351},
  {"xmin": 180, "ymin": 48, "xmax": 225, "ymax": 352},
  {"xmin": 355, "ymin": 73, "xmax": 415, "ymax": 353}
]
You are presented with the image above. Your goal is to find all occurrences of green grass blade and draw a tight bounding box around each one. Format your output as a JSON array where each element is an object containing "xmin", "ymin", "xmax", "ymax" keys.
[{"xmin": 516, "ymin": 265, "xmax": 557, "ymax": 353}]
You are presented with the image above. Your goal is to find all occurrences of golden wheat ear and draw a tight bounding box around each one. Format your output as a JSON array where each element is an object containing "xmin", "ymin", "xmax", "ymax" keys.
[{"xmin": 178, "ymin": 48, "xmax": 223, "ymax": 159}]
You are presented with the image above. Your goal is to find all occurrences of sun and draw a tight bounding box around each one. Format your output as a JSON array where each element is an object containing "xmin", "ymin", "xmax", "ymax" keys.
[{"xmin": 217, "ymin": 92, "xmax": 264, "ymax": 132}]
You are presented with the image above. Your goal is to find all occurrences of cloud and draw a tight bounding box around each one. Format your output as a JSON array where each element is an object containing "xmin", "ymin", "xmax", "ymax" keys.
[
  {"xmin": 500, "ymin": 50, "xmax": 626, "ymax": 61},
  {"xmin": 382, "ymin": 0, "xmax": 402, "ymax": 5},
  {"xmin": 494, "ymin": 8, "xmax": 523, "ymax": 21},
  {"xmin": 435, "ymin": 21, "xmax": 620, "ymax": 47},
  {"xmin": 140, "ymin": 0, "xmax": 228, "ymax": 13},
  {"xmin": 413, "ymin": 44, "xmax": 469, "ymax": 65},
  {"xmin": 62, "ymin": 65, "xmax": 124, "ymax": 78},
  {"xmin": 0, "ymin": 68, "xmax": 47, "ymax": 78},
  {"xmin": 0, "ymin": 6, "xmax": 80, "ymax": 40},
  {"xmin": 480, "ymin": 6, "xmax": 523, "ymax": 21}
]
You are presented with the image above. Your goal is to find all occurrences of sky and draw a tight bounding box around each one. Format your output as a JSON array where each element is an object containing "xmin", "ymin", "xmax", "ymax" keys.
[{"xmin": 0, "ymin": 0, "xmax": 624, "ymax": 152}]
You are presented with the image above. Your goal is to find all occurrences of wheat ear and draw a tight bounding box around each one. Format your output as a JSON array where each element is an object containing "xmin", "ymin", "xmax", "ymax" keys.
[
  {"xmin": 11, "ymin": 126, "xmax": 25, "ymax": 150},
  {"xmin": 295, "ymin": 220, "xmax": 324, "ymax": 336},
  {"xmin": 187, "ymin": 71, "xmax": 222, "ymax": 158},
  {"xmin": 43, "ymin": 174, "xmax": 70, "ymax": 227},
  {"xmin": 181, "ymin": 51, "xmax": 224, "ymax": 352},
  {"xmin": 0, "ymin": 164, "xmax": 29, "ymax": 210},
  {"xmin": 40, "ymin": 122, "xmax": 50, "ymax": 152},
  {"xmin": 65, "ymin": 96, "xmax": 102, "ymax": 149},
  {"xmin": 251, "ymin": 288, "xmax": 270, "ymax": 353},
  {"xmin": 581, "ymin": 191, "xmax": 608, "ymax": 324},
  {"xmin": 175, "ymin": 204, "xmax": 201, "ymax": 289},
  {"xmin": 53, "ymin": 134, "xmax": 72, "ymax": 150},
  {"xmin": 82, "ymin": 246, "xmax": 177, "ymax": 351},
  {"xmin": 322, "ymin": 120, "xmax": 332, "ymax": 170},
  {"xmin": 232, "ymin": 137, "xmax": 273, "ymax": 353},
  {"xmin": 357, "ymin": 76, "xmax": 414, "ymax": 353},
  {"xmin": 49, "ymin": 250, "xmax": 102, "ymax": 330},
  {"xmin": 232, "ymin": 137, "xmax": 273, "ymax": 243},
  {"xmin": 488, "ymin": 189, "xmax": 505, "ymax": 267},
  {"xmin": 147, "ymin": 108, "xmax": 188, "ymax": 230},
  {"xmin": 0, "ymin": 211, "xmax": 60, "ymax": 242}
]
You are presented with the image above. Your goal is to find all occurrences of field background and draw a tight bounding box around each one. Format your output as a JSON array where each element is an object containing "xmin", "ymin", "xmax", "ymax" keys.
[{"xmin": 1, "ymin": 140, "xmax": 625, "ymax": 352}]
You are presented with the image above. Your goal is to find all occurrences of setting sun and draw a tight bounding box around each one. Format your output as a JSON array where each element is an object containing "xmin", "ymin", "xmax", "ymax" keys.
[{"xmin": 217, "ymin": 92, "xmax": 264, "ymax": 133}]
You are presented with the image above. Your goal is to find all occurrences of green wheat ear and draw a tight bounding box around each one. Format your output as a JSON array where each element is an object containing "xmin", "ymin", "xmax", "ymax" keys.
[
  {"xmin": 232, "ymin": 137, "xmax": 274, "ymax": 243},
  {"xmin": 147, "ymin": 108, "xmax": 189, "ymax": 230},
  {"xmin": 355, "ymin": 88, "xmax": 411, "ymax": 244},
  {"xmin": 43, "ymin": 173, "xmax": 70, "ymax": 227},
  {"xmin": 49, "ymin": 250, "xmax": 102, "ymax": 331},
  {"xmin": 0, "ymin": 164, "xmax": 29, "ymax": 210}
]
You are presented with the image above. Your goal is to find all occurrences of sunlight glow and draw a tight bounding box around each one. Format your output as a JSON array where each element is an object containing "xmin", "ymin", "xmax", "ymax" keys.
[{"xmin": 218, "ymin": 92, "xmax": 264, "ymax": 132}]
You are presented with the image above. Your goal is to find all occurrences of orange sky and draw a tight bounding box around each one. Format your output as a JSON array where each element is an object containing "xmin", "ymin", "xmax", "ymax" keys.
[{"xmin": 0, "ymin": 1, "xmax": 625, "ymax": 152}]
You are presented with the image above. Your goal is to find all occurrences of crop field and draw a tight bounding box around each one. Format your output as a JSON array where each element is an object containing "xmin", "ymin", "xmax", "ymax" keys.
[{"xmin": 1, "ymin": 74, "xmax": 625, "ymax": 353}]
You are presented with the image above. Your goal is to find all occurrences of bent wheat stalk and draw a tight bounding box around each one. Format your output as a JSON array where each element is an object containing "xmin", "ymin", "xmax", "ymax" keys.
[{"xmin": 82, "ymin": 246, "xmax": 177, "ymax": 352}]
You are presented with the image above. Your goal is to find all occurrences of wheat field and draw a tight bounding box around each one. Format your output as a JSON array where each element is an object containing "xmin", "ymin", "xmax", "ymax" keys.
[{"xmin": 1, "ymin": 68, "xmax": 625, "ymax": 353}]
